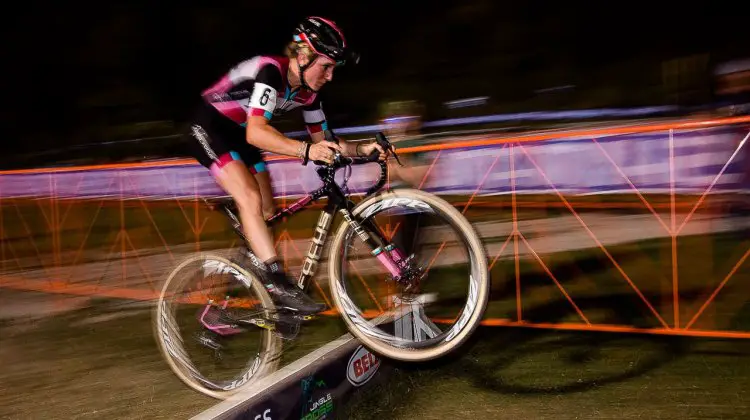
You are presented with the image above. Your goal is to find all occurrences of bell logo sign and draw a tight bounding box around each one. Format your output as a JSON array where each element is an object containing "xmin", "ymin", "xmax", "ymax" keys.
[{"xmin": 346, "ymin": 345, "xmax": 380, "ymax": 386}]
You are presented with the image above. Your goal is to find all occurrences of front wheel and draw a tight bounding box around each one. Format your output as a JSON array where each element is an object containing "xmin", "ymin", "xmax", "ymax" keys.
[{"xmin": 328, "ymin": 188, "xmax": 490, "ymax": 362}]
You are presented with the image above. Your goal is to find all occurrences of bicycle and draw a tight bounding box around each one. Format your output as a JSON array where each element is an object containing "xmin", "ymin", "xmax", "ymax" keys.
[{"xmin": 153, "ymin": 131, "xmax": 490, "ymax": 399}]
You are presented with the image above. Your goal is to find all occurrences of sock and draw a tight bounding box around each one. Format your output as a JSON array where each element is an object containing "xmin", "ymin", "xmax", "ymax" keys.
[{"xmin": 264, "ymin": 257, "xmax": 282, "ymax": 274}]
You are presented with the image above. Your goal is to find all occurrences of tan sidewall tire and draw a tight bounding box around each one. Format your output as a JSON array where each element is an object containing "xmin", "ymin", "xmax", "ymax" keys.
[
  {"xmin": 153, "ymin": 253, "xmax": 282, "ymax": 399},
  {"xmin": 328, "ymin": 189, "xmax": 489, "ymax": 362}
]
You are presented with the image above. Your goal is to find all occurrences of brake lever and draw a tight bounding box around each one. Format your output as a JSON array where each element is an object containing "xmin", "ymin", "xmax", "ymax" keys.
[
  {"xmin": 390, "ymin": 146, "xmax": 404, "ymax": 167},
  {"xmin": 375, "ymin": 132, "xmax": 403, "ymax": 167}
]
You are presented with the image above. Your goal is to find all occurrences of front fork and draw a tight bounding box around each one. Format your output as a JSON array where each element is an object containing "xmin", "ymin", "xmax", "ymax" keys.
[
  {"xmin": 296, "ymin": 200, "xmax": 412, "ymax": 290},
  {"xmin": 338, "ymin": 207, "xmax": 411, "ymax": 281}
]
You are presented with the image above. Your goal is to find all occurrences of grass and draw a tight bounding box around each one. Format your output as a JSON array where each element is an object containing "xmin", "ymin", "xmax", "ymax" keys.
[
  {"xmin": 0, "ymin": 294, "xmax": 349, "ymax": 419},
  {"xmin": 2, "ymin": 227, "xmax": 745, "ymax": 418},
  {"xmin": 0, "ymin": 193, "xmax": 747, "ymax": 419},
  {"xmin": 340, "ymin": 327, "xmax": 750, "ymax": 419},
  {"xmin": 483, "ymin": 231, "xmax": 750, "ymax": 332},
  {"xmin": 336, "ymin": 228, "xmax": 750, "ymax": 419}
]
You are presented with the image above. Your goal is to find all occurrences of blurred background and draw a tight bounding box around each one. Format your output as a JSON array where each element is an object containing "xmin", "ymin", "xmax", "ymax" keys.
[{"xmin": 3, "ymin": 0, "xmax": 748, "ymax": 168}]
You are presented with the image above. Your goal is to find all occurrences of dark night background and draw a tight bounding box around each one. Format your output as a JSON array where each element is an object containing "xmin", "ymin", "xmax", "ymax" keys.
[{"xmin": 3, "ymin": 1, "xmax": 746, "ymax": 168}]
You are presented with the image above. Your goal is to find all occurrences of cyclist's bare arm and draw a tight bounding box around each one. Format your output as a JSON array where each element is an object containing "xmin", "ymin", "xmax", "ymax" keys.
[
  {"xmin": 247, "ymin": 116, "xmax": 341, "ymax": 164},
  {"xmin": 246, "ymin": 116, "xmax": 306, "ymax": 157},
  {"xmin": 308, "ymin": 130, "xmax": 358, "ymax": 156}
]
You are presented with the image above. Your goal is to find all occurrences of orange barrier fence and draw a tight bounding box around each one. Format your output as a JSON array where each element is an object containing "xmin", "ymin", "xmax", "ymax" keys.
[{"xmin": 1, "ymin": 116, "xmax": 748, "ymax": 340}]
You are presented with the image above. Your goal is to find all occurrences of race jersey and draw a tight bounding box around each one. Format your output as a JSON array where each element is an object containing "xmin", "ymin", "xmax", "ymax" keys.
[{"xmin": 201, "ymin": 55, "xmax": 328, "ymax": 134}]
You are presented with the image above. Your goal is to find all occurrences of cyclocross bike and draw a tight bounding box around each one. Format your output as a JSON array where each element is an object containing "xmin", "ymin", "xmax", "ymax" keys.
[{"xmin": 153, "ymin": 131, "xmax": 490, "ymax": 399}]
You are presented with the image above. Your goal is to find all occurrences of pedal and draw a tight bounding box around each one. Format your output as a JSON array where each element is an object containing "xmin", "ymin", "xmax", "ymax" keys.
[
  {"xmin": 264, "ymin": 302, "xmax": 322, "ymax": 319},
  {"xmin": 235, "ymin": 313, "xmax": 310, "ymax": 341},
  {"xmin": 278, "ymin": 312, "xmax": 317, "ymax": 323},
  {"xmin": 268, "ymin": 310, "xmax": 317, "ymax": 340},
  {"xmin": 237, "ymin": 317, "xmax": 276, "ymax": 331}
]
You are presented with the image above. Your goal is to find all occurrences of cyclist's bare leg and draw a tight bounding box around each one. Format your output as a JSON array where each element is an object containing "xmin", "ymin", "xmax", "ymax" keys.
[
  {"xmin": 253, "ymin": 170, "xmax": 276, "ymax": 237},
  {"xmin": 210, "ymin": 160, "xmax": 325, "ymax": 313},
  {"xmin": 211, "ymin": 160, "xmax": 276, "ymax": 262},
  {"xmin": 209, "ymin": 160, "xmax": 324, "ymax": 313}
]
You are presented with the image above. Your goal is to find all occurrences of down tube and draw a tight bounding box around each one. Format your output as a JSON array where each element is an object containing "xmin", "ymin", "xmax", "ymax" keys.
[{"xmin": 267, "ymin": 194, "xmax": 314, "ymax": 225}]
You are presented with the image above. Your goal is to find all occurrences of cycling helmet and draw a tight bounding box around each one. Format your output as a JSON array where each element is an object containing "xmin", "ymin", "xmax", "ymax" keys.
[{"xmin": 294, "ymin": 16, "xmax": 358, "ymax": 66}]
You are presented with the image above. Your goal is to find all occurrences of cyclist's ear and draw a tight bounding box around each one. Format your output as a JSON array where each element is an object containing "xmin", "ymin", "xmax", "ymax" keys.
[{"xmin": 297, "ymin": 54, "xmax": 311, "ymax": 67}]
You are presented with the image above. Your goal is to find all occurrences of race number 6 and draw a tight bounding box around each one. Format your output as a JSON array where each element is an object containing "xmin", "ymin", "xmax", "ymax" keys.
[
  {"xmin": 250, "ymin": 83, "xmax": 276, "ymax": 112},
  {"xmin": 259, "ymin": 88, "xmax": 271, "ymax": 106}
]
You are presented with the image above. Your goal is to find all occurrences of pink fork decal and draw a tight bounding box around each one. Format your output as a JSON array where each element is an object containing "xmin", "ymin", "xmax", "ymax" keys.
[
  {"xmin": 376, "ymin": 253, "xmax": 402, "ymax": 277},
  {"xmin": 388, "ymin": 247, "xmax": 406, "ymax": 264}
]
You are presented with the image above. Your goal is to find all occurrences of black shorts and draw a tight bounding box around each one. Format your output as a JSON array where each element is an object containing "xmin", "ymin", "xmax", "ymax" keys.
[{"xmin": 184, "ymin": 100, "xmax": 267, "ymax": 175}]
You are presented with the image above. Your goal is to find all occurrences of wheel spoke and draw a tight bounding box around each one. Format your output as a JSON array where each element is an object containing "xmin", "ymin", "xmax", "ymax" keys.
[
  {"xmin": 153, "ymin": 254, "xmax": 281, "ymax": 398},
  {"xmin": 329, "ymin": 189, "xmax": 490, "ymax": 361}
]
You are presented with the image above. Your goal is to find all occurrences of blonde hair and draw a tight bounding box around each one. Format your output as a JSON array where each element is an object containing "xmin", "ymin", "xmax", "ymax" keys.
[{"xmin": 285, "ymin": 41, "xmax": 317, "ymax": 62}]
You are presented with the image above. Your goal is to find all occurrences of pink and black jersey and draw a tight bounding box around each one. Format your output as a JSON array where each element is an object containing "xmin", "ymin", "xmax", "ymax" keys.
[{"xmin": 201, "ymin": 56, "xmax": 328, "ymax": 135}]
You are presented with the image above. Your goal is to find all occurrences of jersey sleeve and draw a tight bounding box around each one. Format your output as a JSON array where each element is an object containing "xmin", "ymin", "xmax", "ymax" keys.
[
  {"xmin": 247, "ymin": 64, "xmax": 283, "ymax": 120},
  {"xmin": 302, "ymin": 96, "xmax": 328, "ymax": 135}
]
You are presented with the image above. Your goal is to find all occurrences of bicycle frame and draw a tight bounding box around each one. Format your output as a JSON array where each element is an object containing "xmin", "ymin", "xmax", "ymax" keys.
[{"xmin": 216, "ymin": 153, "xmax": 408, "ymax": 291}]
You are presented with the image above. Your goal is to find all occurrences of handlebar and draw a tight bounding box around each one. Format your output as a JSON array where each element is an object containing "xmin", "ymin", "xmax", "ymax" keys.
[
  {"xmin": 308, "ymin": 129, "xmax": 401, "ymax": 196},
  {"xmin": 317, "ymin": 129, "xmax": 401, "ymax": 165}
]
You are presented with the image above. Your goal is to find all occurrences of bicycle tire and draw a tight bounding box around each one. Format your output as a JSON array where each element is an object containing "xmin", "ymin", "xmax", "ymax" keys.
[
  {"xmin": 327, "ymin": 188, "xmax": 490, "ymax": 362},
  {"xmin": 153, "ymin": 253, "xmax": 282, "ymax": 399}
]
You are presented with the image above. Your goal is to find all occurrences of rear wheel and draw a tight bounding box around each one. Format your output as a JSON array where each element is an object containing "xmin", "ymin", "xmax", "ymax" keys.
[{"xmin": 153, "ymin": 253, "xmax": 282, "ymax": 399}]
